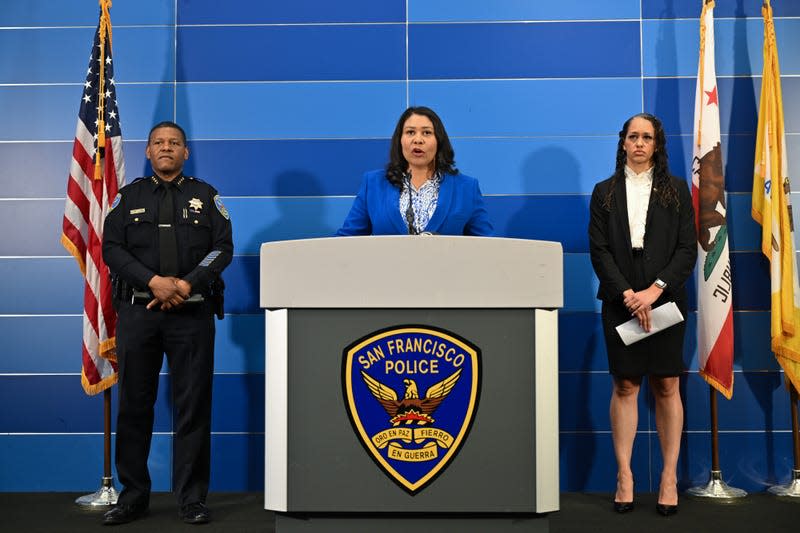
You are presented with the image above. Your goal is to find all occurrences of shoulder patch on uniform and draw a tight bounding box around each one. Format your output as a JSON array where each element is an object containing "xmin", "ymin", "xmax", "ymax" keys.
[
  {"xmin": 214, "ymin": 195, "xmax": 230, "ymax": 220},
  {"xmin": 109, "ymin": 193, "xmax": 121, "ymax": 211}
]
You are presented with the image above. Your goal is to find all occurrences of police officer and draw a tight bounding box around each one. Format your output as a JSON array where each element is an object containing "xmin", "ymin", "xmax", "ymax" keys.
[{"xmin": 101, "ymin": 121, "xmax": 232, "ymax": 525}]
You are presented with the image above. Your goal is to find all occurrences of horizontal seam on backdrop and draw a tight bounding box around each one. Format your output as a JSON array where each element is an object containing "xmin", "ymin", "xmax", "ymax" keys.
[
  {"xmin": 2, "ymin": 77, "xmax": 650, "ymax": 86},
  {"xmin": 0, "ymin": 21, "xmax": 642, "ymax": 30},
  {"xmin": 0, "ymin": 254, "xmax": 255, "ymax": 259},
  {"xmin": 4, "ymin": 133, "xmax": 794, "ymax": 142},
  {"xmin": 559, "ymin": 369, "xmax": 772, "ymax": 374},
  {"xmin": 561, "ymin": 429, "xmax": 797, "ymax": 435},
  {"xmin": 3, "ymin": 432, "xmax": 265, "ymax": 436},
  {"xmin": 0, "ymin": 135, "xmax": 608, "ymax": 140},
  {"xmin": 484, "ymin": 192, "xmax": 587, "ymax": 197},
  {"xmin": 561, "ymin": 310, "xmax": 770, "ymax": 314},
  {"xmin": 3, "ymin": 251, "xmax": 768, "ymax": 258},
  {"xmin": 11, "ymin": 430, "xmax": 797, "ymax": 436},
  {"xmin": 1, "ymin": 195, "xmax": 359, "ymax": 200},
  {"xmin": 3, "ymin": 17, "xmax": 796, "ymax": 31},
  {"xmin": 559, "ymin": 250, "xmax": 768, "ymax": 254},
  {"xmin": 644, "ymin": 75, "xmax": 793, "ymax": 79},
  {"xmin": 12, "ymin": 75, "xmax": 800, "ymax": 87},
  {"xmin": 6, "ymin": 134, "xmax": 796, "ymax": 144},
  {"xmin": 0, "ymin": 313, "xmax": 259, "ymax": 317},
  {"xmin": 1, "ymin": 372, "xmax": 264, "ymax": 376},
  {"xmin": 177, "ymin": 20, "xmax": 642, "ymax": 27},
  {"xmin": 180, "ymin": 22, "xmax": 406, "ymax": 28}
]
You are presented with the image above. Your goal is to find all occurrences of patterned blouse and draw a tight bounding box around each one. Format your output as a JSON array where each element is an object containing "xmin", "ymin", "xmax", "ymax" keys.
[{"xmin": 399, "ymin": 172, "xmax": 442, "ymax": 234}]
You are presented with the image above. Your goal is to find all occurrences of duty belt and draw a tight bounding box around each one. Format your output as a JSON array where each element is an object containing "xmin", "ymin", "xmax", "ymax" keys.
[{"xmin": 131, "ymin": 289, "xmax": 205, "ymax": 306}]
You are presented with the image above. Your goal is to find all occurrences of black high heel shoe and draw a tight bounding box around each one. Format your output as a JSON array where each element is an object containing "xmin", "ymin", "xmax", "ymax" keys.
[
  {"xmin": 614, "ymin": 475, "xmax": 634, "ymax": 513},
  {"xmin": 614, "ymin": 501, "xmax": 634, "ymax": 513},
  {"xmin": 656, "ymin": 503, "xmax": 678, "ymax": 516}
]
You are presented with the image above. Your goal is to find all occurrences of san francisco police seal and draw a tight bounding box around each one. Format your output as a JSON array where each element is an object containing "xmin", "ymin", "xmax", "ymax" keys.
[{"xmin": 342, "ymin": 325, "xmax": 481, "ymax": 494}]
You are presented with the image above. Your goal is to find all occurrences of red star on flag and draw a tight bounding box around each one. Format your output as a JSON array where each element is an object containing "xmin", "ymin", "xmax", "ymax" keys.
[{"xmin": 705, "ymin": 86, "xmax": 718, "ymax": 106}]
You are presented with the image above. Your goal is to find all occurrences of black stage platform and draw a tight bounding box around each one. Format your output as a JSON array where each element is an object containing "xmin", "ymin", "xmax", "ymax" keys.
[{"xmin": 1, "ymin": 492, "xmax": 797, "ymax": 532}]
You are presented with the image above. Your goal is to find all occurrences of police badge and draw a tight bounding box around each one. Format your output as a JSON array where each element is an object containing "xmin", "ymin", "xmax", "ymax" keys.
[{"xmin": 343, "ymin": 325, "xmax": 481, "ymax": 494}]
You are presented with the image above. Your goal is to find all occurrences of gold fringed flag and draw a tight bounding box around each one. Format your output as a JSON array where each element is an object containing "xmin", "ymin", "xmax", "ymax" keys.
[
  {"xmin": 60, "ymin": 0, "xmax": 125, "ymax": 395},
  {"xmin": 692, "ymin": 0, "xmax": 734, "ymax": 399},
  {"xmin": 751, "ymin": 0, "xmax": 800, "ymax": 393}
]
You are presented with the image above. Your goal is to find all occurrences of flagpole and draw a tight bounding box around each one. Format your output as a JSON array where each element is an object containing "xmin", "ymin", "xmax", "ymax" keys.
[
  {"xmin": 75, "ymin": 389, "xmax": 119, "ymax": 507},
  {"xmin": 757, "ymin": 0, "xmax": 800, "ymax": 501},
  {"xmin": 70, "ymin": 0, "xmax": 122, "ymax": 509},
  {"xmin": 686, "ymin": 385, "xmax": 747, "ymax": 500},
  {"xmin": 687, "ymin": 0, "xmax": 746, "ymax": 501},
  {"xmin": 768, "ymin": 384, "xmax": 800, "ymax": 497}
]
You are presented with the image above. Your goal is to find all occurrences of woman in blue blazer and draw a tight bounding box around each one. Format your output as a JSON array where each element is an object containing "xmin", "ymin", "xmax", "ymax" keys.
[{"xmin": 337, "ymin": 106, "xmax": 493, "ymax": 236}]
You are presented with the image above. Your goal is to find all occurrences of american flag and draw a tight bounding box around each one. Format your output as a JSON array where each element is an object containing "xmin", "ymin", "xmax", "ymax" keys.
[{"xmin": 61, "ymin": 7, "xmax": 125, "ymax": 395}]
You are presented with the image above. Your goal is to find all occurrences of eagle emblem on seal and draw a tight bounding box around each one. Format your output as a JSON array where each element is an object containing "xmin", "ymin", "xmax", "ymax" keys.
[{"xmin": 361, "ymin": 369, "xmax": 461, "ymax": 426}]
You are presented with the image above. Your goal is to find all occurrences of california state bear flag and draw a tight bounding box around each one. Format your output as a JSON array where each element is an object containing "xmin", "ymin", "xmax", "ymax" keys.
[{"xmin": 691, "ymin": 0, "xmax": 734, "ymax": 399}]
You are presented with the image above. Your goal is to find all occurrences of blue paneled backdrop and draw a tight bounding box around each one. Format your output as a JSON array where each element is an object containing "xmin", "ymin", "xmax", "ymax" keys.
[{"xmin": 1, "ymin": 0, "xmax": 799, "ymax": 495}]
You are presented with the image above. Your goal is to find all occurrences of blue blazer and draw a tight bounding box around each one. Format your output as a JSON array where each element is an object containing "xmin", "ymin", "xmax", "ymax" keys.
[{"xmin": 336, "ymin": 169, "xmax": 494, "ymax": 236}]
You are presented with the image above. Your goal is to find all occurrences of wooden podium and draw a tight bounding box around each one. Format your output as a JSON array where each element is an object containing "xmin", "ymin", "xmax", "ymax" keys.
[{"xmin": 260, "ymin": 236, "xmax": 562, "ymax": 532}]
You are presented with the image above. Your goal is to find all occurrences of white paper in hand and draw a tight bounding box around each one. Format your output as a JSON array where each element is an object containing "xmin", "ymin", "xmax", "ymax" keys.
[{"xmin": 615, "ymin": 301, "xmax": 684, "ymax": 346}]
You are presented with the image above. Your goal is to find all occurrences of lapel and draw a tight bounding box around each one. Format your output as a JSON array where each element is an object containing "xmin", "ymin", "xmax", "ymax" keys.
[
  {"xmin": 386, "ymin": 179, "xmax": 408, "ymax": 234},
  {"xmin": 425, "ymin": 173, "xmax": 453, "ymax": 233},
  {"xmin": 613, "ymin": 176, "xmax": 633, "ymax": 256}
]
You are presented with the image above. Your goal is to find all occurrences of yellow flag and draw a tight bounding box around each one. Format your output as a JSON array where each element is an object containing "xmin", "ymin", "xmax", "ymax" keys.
[{"xmin": 751, "ymin": 1, "xmax": 800, "ymax": 393}]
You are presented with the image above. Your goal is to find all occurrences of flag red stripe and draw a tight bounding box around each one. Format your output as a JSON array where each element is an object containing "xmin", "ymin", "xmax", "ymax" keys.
[
  {"xmin": 701, "ymin": 308, "xmax": 734, "ymax": 390},
  {"xmin": 72, "ymin": 138, "xmax": 95, "ymax": 186},
  {"xmin": 81, "ymin": 342, "xmax": 102, "ymax": 385},
  {"xmin": 62, "ymin": 216, "xmax": 87, "ymax": 262},
  {"xmin": 84, "ymin": 282, "xmax": 100, "ymax": 336},
  {"xmin": 65, "ymin": 175, "xmax": 90, "ymax": 227}
]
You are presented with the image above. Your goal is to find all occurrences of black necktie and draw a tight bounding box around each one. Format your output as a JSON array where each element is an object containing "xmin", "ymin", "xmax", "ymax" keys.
[{"xmin": 158, "ymin": 182, "xmax": 179, "ymax": 276}]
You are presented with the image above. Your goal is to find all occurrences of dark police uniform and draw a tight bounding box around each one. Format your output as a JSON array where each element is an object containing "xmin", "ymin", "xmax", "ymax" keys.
[{"xmin": 102, "ymin": 174, "xmax": 233, "ymax": 510}]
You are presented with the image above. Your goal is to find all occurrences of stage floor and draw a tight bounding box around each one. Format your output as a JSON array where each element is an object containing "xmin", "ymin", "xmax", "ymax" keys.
[{"xmin": 1, "ymin": 491, "xmax": 797, "ymax": 532}]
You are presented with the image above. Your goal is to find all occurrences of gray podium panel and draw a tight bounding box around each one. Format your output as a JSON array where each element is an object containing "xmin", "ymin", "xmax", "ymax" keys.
[
  {"xmin": 273, "ymin": 309, "xmax": 548, "ymax": 513},
  {"xmin": 260, "ymin": 236, "xmax": 562, "ymax": 309}
]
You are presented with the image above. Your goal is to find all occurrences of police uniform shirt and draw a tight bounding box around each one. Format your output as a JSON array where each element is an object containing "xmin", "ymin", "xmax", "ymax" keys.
[{"xmin": 102, "ymin": 174, "xmax": 233, "ymax": 293}]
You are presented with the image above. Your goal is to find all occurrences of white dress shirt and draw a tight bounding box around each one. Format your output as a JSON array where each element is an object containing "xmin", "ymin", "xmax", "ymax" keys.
[{"xmin": 624, "ymin": 165, "xmax": 653, "ymax": 249}]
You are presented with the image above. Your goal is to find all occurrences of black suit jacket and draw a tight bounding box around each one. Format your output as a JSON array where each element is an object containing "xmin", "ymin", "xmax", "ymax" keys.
[{"xmin": 588, "ymin": 173, "xmax": 697, "ymax": 303}]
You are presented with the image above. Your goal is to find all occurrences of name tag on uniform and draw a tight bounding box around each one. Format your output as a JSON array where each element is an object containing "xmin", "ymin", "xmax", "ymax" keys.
[{"xmin": 130, "ymin": 208, "xmax": 146, "ymax": 214}]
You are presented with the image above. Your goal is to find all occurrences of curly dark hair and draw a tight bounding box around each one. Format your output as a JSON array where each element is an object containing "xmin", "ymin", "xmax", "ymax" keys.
[
  {"xmin": 385, "ymin": 106, "xmax": 458, "ymax": 188},
  {"xmin": 602, "ymin": 113, "xmax": 679, "ymax": 210}
]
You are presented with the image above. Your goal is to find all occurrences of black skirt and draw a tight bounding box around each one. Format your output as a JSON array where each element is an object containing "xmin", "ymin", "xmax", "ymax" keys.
[{"xmin": 601, "ymin": 252, "xmax": 686, "ymax": 378}]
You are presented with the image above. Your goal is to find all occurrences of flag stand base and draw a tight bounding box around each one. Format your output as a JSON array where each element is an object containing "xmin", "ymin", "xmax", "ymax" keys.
[
  {"xmin": 686, "ymin": 470, "xmax": 747, "ymax": 501},
  {"xmin": 75, "ymin": 476, "xmax": 119, "ymax": 508},
  {"xmin": 768, "ymin": 469, "xmax": 800, "ymax": 498}
]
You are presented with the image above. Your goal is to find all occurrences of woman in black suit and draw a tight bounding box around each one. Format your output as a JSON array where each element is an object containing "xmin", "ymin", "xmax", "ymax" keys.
[{"xmin": 588, "ymin": 113, "xmax": 696, "ymax": 516}]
